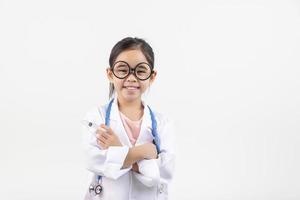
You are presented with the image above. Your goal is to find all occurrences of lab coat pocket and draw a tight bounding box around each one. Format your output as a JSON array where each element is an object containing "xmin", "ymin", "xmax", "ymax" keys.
[{"xmin": 156, "ymin": 182, "xmax": 168, "ymax": 200}]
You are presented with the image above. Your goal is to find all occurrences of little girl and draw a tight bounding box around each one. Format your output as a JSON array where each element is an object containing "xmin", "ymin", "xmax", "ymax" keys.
[{"xmin": 82, "ymin": 37, "xmax": 175, "ymax": 200}]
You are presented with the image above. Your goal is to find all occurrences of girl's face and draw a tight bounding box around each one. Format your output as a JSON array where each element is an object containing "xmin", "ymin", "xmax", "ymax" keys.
[{"xmin": 107, "ymin": 49, "xmax": 157, "ymax": 103}]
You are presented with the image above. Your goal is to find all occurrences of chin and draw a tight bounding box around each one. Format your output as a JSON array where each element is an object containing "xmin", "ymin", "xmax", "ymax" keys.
[
  {"xmin": 120, "ymin": 93, "xmax": 141, "ymax": 102},
  {"xmin": 125, "ymin": 96, "xmax": 140, "ymax": 101}
]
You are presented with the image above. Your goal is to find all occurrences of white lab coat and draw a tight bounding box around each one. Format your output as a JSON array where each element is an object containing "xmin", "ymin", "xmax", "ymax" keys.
[{"xmin": 81, "ymin": 98, "xmax": 175, "ymax": 200}]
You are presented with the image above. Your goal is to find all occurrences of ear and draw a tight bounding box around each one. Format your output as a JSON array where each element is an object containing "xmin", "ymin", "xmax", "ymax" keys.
[
  {"xmin": 106, "ymin": 67, "xmax": 113, "ymax": 82},
  {"xmin": 149, "ymin": 70, "xmax": 157, "ymax": 84}
]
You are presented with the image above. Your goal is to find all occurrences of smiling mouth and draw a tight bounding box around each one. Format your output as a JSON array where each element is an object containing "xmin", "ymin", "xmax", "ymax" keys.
[{"xmin": 123, "ymin": 86, "xmax": 140, "ymax": 90}]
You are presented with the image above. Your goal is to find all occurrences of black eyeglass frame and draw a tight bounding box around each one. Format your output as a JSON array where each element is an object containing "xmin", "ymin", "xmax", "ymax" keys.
[{"xmin": 111, "ymin": 61, "xmax": 154, "ymax": 81}]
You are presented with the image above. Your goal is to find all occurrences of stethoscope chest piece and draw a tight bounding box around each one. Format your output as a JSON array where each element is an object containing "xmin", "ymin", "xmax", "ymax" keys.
[
  {"xmin": 95, "ymin": 184, "xmax": 103, "ymax": 195},
  {"xmin": 89, "ymin": 174, "xmax": 103, "ymax": 196},
  {"xmin": 89, "ymin": 183, "xmax": 103, "ymax": 195}
]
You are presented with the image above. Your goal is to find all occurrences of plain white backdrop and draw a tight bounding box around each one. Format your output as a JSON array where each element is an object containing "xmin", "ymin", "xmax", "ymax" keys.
[{"xmin": 1, "ymin": 0, "xmax": 300, "ymax": 199}]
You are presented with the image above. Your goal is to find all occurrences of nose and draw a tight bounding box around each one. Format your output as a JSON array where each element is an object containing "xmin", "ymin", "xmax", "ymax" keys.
[
  {"xmin": 126, "ymin": 73, "xmax": 137, "ymax": 82},
  {"xmin": 126, "ymin": 69, "xmax": 137, "ymax": 82}
]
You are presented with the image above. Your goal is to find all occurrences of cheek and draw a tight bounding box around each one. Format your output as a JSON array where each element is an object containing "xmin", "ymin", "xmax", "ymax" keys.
[
  {"xmin": 113, "ymin": 80, "xmax": 124, "ymax": 89},
  {"xmin": 139, "ymin": 82, "xmax": 150, "ymax": 91}
]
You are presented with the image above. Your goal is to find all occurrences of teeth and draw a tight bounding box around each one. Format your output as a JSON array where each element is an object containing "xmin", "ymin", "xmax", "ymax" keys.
[
  {"xmin": 125, "ymin": 87, "xmax": 138, "ymax": 90},
  {"xmin": 126, "ymin": 87, "xmax": 138, "ymax": 90}
]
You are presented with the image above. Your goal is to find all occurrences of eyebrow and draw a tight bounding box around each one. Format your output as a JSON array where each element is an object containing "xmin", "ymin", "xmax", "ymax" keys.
[
  {"xmin": 137, "ymin": 65, "xmax": 148, "ymax": 70},
  {"xmin": 116, "ymin": 63, "xmax": 127, "ymax": 67}
]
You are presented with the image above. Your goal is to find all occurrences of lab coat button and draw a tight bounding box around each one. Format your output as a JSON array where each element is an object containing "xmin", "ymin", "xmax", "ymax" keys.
[{"xmin": 88, "ymin": 122, "xmax": 93, "ymax": 127}]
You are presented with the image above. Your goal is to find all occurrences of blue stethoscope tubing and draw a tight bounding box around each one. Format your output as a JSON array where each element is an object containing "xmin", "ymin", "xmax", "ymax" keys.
[{"xmin": 97, "ymin": 98, "xmax": 161, "ymax": 182}]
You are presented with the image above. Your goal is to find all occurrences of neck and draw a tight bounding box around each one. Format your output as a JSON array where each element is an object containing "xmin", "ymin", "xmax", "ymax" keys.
[{"xmin": 117, "ymin": 97, "xmax": 143, "ymax": 111}]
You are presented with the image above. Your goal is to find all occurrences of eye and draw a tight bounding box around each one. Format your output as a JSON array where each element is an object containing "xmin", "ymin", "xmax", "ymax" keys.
[
  {"xmin": 115, "ymin": 66, "xmax": 128, "ymax": 73},
  {"xmin": 118, "ymin": 69, "xmax": 127, "ymax": 72}
]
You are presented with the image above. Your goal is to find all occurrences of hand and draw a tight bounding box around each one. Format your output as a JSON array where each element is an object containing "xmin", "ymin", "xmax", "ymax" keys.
[
  {"xmin": 131, "ymin": 163, "xmax": 140, "ymax": 173},
  {"xmin": 96, "ymin": 124, "xmax": 122, "ymax": 149}
]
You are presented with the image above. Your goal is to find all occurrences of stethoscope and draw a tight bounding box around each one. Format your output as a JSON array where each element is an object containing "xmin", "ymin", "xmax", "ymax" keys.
[{"xmin": 87, "ymin": 98, "xmax": 161, "ymax": 196}]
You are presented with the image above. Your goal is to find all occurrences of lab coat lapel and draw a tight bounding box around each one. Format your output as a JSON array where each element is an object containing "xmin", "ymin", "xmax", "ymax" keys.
[
  {"xmin": 109, "ymin": 98, "xmax": 132, "ymax": 147},
  {"xmin": 136, "ymin": 99, "xmax": 154, "ymax": 145}
]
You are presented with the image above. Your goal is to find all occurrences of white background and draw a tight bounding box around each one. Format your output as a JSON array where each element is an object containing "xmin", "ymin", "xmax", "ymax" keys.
[{"xmin": 0, "ymin": 0, "xmax": 300, "ymax": 199}]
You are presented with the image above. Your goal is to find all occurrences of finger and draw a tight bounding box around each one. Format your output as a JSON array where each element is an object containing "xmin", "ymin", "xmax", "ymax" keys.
[
  {"xmin": 101, "ymin": 124, "xmax": 114, "ymax": 135},
  {"xmin": 100, "ymin": 132, "xmax": 110, "ymax": 140},
  {"xmin": 106, "ymin": 127, "xmax": 114, "ymax": 135},
  {"xmin": 97, "ymin": 134, "xmax": 107, "ymax": 142},
  {"xmin": 97, "ymin": 127, "xmax": 108, "ymax": 134},
  {"xmin": 100, "ymin": 124, "xmax": 109, "ymax": 130},
  {"xmin": 98, "ymin": 136, "xmax": 106, "ymax": 144},
  {"xmin": 98, "ymin": 140, "xmax": 107, "ymax": 149},
  {"xmin": 96, "ymin": 132, "xmax": 100, "ymax": 138},
  {"xmin": 98, "ymin": 137, "xmax": 107, "ymax": 146},
  {"xmin": 96, "ymin": 130, "xmax": 108, "ymax": 138}
]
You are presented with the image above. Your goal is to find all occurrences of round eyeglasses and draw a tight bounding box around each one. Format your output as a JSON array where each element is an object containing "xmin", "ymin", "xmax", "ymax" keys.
[{"xmin": 111, "ymin": 61, "xmax": 153, "ymax": 81}]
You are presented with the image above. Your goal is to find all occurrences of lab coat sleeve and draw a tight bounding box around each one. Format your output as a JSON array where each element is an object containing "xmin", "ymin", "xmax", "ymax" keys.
[
  {"xmin": 135, "ymin": 117, "xmax": 176, "ymax": 187},
  {"xmin": 156, "ymin": 118, "xmax": 176, "ymax": 180},
  {"xmin": 134, "ymin": 159, "xmax": 160, "ymax": 187},
  {"xmin": 81, "ymin": 107, "xmax": 131, "ymax": 180}
]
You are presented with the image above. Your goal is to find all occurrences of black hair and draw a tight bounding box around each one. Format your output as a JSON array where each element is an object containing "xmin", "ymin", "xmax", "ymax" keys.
[{"xmin": 108, "ymin": 37, "xmax": 155, "ymax": 99}]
